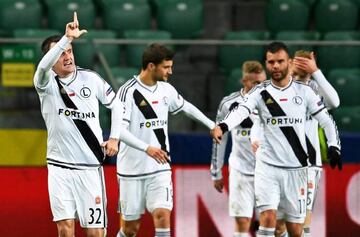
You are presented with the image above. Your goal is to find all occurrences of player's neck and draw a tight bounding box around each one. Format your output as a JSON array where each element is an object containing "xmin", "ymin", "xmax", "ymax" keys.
[
  {"xmin": 139, "ymin": 70, "xmax": 157, "ymax": 87},
  {"xmin": 271, "ymin": 75, "xmax": 291, "ymax": 88}
]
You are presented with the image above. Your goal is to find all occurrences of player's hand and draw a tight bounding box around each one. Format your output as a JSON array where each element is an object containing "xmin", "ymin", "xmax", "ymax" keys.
[
  {"xmin": 65, "ymin": 12, "xmax": 87, "ymax": 40},
  {"xmin": 293, "ymin": 51, "xmax": 318, "ymax": 74},
  {"xmin": 211, "ymin": 126, "xmax": 223, "ymax": 144},
  {"xmin": 146, "ymin": 146, "xmax": 170, "ymax": 164},
  {"xmin": 213, "ymin": 179, "xmax": 224, "ymax": 193},
  {"xmin": 327, "ymin": 146, "xmax": 342, "ymax": 170},
  {"xmin": 101, "ymin": 138, "xmax": 119, "ymax": 157},
  {"xmin": 251, "ymin": 140, "xmax": 260, "ymax": 154}
]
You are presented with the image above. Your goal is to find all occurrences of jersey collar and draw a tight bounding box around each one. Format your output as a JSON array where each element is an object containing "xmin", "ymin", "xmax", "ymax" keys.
[
  {"xmin": 56, "ymin": 67, "xmax": 77, "ymax": 86},
  {"xmin": 136, "ymin": 75, "xmax": 158, "ymax": 93},
  {"xmin": 270, "ymin": 76, "xmax": 293, "ymax": 91}
]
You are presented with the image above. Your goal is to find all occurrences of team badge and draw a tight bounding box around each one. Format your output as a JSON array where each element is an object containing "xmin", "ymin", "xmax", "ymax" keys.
[
  {"xmin": 80, "ymin": 87, "xmax": 91, "ymax": 98},
  {"xmin": 95, "ymin": 196, "xmax": 101, "ymax": 204},
  {"xmin": 163, "ymin": 96, "xmax": 169, "ymax": 105},
  {"xmin": 292, "ymin": 96, "xmax": 303, "ymax": 105}
]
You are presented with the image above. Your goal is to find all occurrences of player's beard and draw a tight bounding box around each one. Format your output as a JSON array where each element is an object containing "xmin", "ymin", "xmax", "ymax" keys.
[{"xmin": 270, "ymin": 67, "xmax": 289, "ymax": 82}]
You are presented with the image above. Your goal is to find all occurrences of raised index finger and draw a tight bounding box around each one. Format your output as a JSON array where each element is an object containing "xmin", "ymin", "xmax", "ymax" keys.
[{"xmin": 73, "ymin": 11, "xmax": 78, "ymax": 25}]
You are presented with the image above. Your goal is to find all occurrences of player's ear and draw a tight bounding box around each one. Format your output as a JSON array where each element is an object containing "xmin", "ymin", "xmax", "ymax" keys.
[{"xmin": 148, "ymin": 62, "xmax": 155, "ymax": 71}]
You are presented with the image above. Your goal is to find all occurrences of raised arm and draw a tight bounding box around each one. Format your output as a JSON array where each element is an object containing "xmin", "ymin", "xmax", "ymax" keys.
[
  {"xmin": 293, "ymin": 52, "xmax": 340, "ymax": 109},
  {"xmin": 34, "ymin": 12, "xmax": 87, "ymax": 88}
]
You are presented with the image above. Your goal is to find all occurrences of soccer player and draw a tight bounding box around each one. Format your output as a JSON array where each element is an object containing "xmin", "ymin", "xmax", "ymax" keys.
[
  {"xmin": 112, "ymin": 43, "xmax": 215, "ymax": 237},
  {"xmin": 210, "ymin": 61, "xmax": 266, "ymax": 237},
  {"xmin": 33, "ymin": 12, "xmax": 121, "ymax": 237},
  {"xmin": 210, "ymin": 42, "xmax": 341, "ymax": 237},
  {"xmin": 275, "ymin": 50, "xmax": 340, "ymax": 237}
]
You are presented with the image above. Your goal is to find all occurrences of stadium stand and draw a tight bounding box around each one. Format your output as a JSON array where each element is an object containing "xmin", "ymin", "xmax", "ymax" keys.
[
  {"xmin": 314, "ymin": 0, "xmax": 359, "ymax": 33},
  {"xmin": 45, "ymin": 0, "xmax": 96, "ymax": 32},
  {"xmin": 0, "ymin": 0, "xmax": 42, "ymax": 33},
  {"xmin": 72, "ymin": 29, "xmax": 120, "ymax": 68},
  {"xmin": 224, "ymin": 68, "xmax": 243, "ymax": 95},
  {"xmin": 327, "ymin": 68, "xmax": 360, "ymax": 106},
  {"xmin": 333, "ymin": 106, "xmax": 360, "ymax": 132},
  {"xmin": 316, "ymin": 31, "xmax": 360, "ymax": 72},
  {"xmin": 155, "ymin": 0, "xmax": 204, "ymax": 39},
  {"xmin": 101, "ymin": 0, "xmax": 151, "ymax": 37},
  {"xmin": 274, "ymin": 31, "xmax": 321, "ymax": 56},
  {"xmin": 265, "ymin": 0, "xmax": 310, "ymax": 33},
  {"xmin": 219, "ymin": 31, "xmax": 270, "ymax": 73},
  {"xmin": 123, "ymin": 30, "xmax": 172, "ymax": 68}
]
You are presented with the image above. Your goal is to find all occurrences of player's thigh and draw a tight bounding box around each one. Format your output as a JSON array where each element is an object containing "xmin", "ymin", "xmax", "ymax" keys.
[
  {"xmin": 280, "ymin": 168, "xmax": 307, "ymax": 224},
  {"xmin": 118, "ymin": 177, "xmax": 146, "ymax": 221},
  {"xmin": 229, "ymin": 167, "xmax": 255, "ymax": 218},
  {"xmin": 48, "ymin": 165, "xmax": 77, "ymax": 222},
  {"xmin": 254, "ymin": 160, "xmax": 281, "ymax": 213},
  {"xmin": 306, "ymin": 167, "xmax": 322, "ymax": 212},
  {"xmin": 73, "ymin": 167, "xmax": 107, "ymax": 228},
  {"xmin": 146, "ymin": 172, "xmax": 173, "ymax": 214}
]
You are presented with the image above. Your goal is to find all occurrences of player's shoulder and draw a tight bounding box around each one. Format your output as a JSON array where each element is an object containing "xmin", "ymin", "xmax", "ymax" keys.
[
  {"xmin": 247, "ymin": 80, "xmax": 269, "ymax": 95},
  {"xmin": 118, "ymin": 76, "xmax": 138, "ymax": 102},
  {"xmin": 218, "ymin": 91, "xmax": 241, "ymax": 111},
  {"xmin": 293, "ymin": 79, "xmax": 315, "ymax": 93},
  {"xmin": 77, "ymin": 67, "xmax": 103, "ymax": 80}
]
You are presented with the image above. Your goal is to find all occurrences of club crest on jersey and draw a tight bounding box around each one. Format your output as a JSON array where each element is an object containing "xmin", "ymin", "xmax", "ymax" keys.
[
  {"xmin": 163, "ymin": 96, "xmax": 169, "ymax": 105},
  {"xmin": 292, "ymin": 96, "xmax": 303, "ymax": 105},
  {"xmin": 95, "ymin": 196, "xmax": 101, "ymax": 204},
  {"xmin": 80, "ymin": 87, "xmax": 91, "ymax": 98}
]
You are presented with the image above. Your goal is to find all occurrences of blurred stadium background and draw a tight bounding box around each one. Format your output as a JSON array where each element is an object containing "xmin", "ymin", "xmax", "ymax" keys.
[{"xmin": 0, "ymin": 0, "xmax": 359, "ymax": 236}]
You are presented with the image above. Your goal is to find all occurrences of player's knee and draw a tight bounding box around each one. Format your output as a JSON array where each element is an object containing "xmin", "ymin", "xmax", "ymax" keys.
[
  {"xmin": 260, "ymin": 210, "xmax": 277, "ymax": 226},
  {"xmin": 235, "ymin": 217, "xmax": 251, "ymax": 232},
  {"xmin": 85, "ymin": 228, "xmax": 104, "ymax": 237},
  {"xmin": 152, "ymin": 208, "xmax": 170, "ymax": 227},
  {"xmin": 57, "ymin": 221, "xmax": 75, "ymax": 237}
]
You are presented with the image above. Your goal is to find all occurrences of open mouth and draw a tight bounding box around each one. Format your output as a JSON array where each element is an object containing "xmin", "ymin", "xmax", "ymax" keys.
[{"xmin": 64, "ymin": 61, "xmax": 73, "ymax": 67}]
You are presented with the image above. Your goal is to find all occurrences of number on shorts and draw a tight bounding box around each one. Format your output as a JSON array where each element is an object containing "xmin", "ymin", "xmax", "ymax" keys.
[
  {"xmin": 89, "ymin": 208, "xmax": 102, "ymax": 224},
  {"xmin": 307, "ymin": 191, "xmax": 312, "ymax": 206},
  {"xmin": 298, "ymin": 199, "xmax": 306, "ymax": 214}
]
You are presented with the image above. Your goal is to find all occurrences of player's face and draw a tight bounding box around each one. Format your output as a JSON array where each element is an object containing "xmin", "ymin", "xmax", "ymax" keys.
[
  {"xmin": 291, "ymin": 60, "xmax": 308, "ymax": 81},
  {"xmin": 266, "ymin": 49, "xmax": 290, "ymax": 82},
  {"xmin": 153, "ymin": 60, "xmax": 173, "ymax": 82},
  {"xmin": 51, "ymin": 42, "xmax": 75, "ymax": 78},
  {"xmin": 242, "ymin": 71, "xmax": 266, "ymax": 91}
]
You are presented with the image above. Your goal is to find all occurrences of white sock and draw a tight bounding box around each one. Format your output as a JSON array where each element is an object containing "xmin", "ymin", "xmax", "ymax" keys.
[
  {"xmin": 257, "ymin": 226, "xmax": 275, "ymax": 237},
  {"xmin": 117, "ymin": 229, "xmax": 129, "ymax": 237},
  {"xmin": 155, "ymin": 228, "xmax": 170, "ymax": 237},
  {"xmin": 279, "ymin": 231, "xmax": 288, "ymax": 237},
  {"xmin": 234, "ymin": 232, "xmax": 251, "ymax": 237},
  {"xmin": 303, "ymin": 227, "xmax": 310, "ymax": 237}
]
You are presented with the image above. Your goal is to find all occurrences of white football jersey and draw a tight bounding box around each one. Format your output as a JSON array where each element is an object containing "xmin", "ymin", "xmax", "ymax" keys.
[
  {"xmin": 34, "ymin": 66, "xmax": 116, "ymax": 169},
  {"xmin": 211, "ymin": 89, "xmax": 256, "ymax": 178},
  {"xmin": 116, "ymin": 76, "xmax": 184, "ymax": 179},
  {"xmin": 222, "ymin": 78, "xmax": 340, "ymax": 168}
]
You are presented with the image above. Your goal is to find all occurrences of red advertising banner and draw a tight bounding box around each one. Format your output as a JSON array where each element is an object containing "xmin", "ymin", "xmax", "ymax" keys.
[{"xmin": 0, "ymin": 165, "xmax": 359, "ymax": 236}]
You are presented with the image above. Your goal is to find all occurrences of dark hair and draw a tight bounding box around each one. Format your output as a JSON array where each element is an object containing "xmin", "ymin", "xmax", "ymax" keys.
[
  {"xmin": 41, "ymin": 35, "xmax": 62, "ymax": 54},
  {"xmin": 142, "ymin": 43, "xmax": 175, "ymax": 70},
  {"xmin": 265, "ymin": 41, "xmax": 289, "ymax": 58}
]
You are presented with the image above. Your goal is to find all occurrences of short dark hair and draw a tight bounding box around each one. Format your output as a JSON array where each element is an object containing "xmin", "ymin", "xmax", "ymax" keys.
[
  {"xmin": 41, "ymin": 35, "xmax": 62, "ymax": 54},
  {"xmin": 142, "ymin": 43, "xmax": 175, "ymax": 70},
  {"xmin": 265, "ymin": 41, "xmax": 289, "ymax": 58}
]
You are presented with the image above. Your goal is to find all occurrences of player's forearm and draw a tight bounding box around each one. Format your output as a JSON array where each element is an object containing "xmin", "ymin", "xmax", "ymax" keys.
[
  {"xmin": 250, "ymin": 116, "xmax": 263, "ymax": 143},
  {"xmin": 182, "ymin": 100, "xmax": 215, "ymax": 129},
  {"xmin": 210, "ymin": 133, "xmax": 228, "ymax": 180},
  {"xmin": 312, "ymin": 70, "xmax": 340, "ymax": 109},
  {"xmin": 109, "ymin": 100, "xmax": 123, "ymax": 140},
  {"xmin": 314, "ymin": 109, "xmax": 341, "ymax": 149},
  {"xmin": 118, "ymin": 127, "xmax": 149, "ymax": 152},
  {"xmin": 220, "ymin": 105, "xmax": 250, "ymax": 132},
  {"xmin": 35, "ymin": 36, "xmax": 72, "ymax": 87}
]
